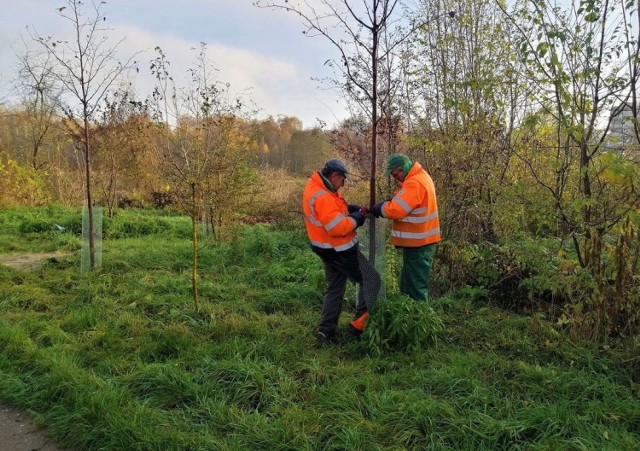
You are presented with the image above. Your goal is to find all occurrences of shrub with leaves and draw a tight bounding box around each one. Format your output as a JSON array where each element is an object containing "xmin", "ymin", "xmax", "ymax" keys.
[
  {"xmin": 364, "ymin": 294, "xmax": 443, "ymax": 355},
  {"xmin": 0, "ymin": 159, "xmax": 50, "ymax": 207}
]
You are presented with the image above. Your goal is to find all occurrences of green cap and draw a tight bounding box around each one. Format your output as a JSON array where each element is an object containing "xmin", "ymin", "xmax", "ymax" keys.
[{"xmin": 383, "ymin": 153, "xmax": 412, "ymax": 177}]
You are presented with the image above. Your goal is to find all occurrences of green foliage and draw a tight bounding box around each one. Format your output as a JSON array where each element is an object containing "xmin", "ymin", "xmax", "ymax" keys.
[
  {"xmin": 503, "ymin": 0, "xmax": 640, "ymax": 340},
  {"xmin": 0, "ymin": 205, "xmax": 81, "ymax": 252},
  {"xmin": 365, "ymin": 294, "xmax": 444, "ymax": 355},
  {"xmin": 229, "ymin": 224, "xmax": 323, "ymax": 288},
  {"xmin": 0, "ymin": 158, "xmax": 50, "ymax": 207},
  {"xmin": 233, "ymin": 223, "xmax": 293, "ymax": 259},
  {"xmin": 0, "ymin": 205, "xmax": 79, "ymax": 234},
  {"xmin": 442, "ymin": 223, "xmax": 640, "ymax": 342},
  {"xmin": 103, "ymin": 209, "xmax": 191, "ymax": 239},
  {"xmin": 0, "ymin": 207, "xmax": 639, "ymax": 450},
  {"xmin": 446, "ymin": 238, "xmax": 573, "ymax": 310},
  {"xmin": 457, "ymin": 284, "xmax": 490, "ymax": 303},
  {"xmin": 1, "ymin": 206, "xmax": 194, "ymax": 242}
]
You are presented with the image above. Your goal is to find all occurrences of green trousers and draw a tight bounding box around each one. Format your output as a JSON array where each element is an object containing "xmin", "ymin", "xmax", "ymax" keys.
[{"xmin": 399, "ymin": 244, "xmax": 436, "ymax": 301}]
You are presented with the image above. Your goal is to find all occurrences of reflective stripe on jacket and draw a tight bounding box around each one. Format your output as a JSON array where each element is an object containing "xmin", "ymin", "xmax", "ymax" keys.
[
  {"xmin": 381, "ymin": 162, "xmax": 441, "ymax": 247},
  {"xmin": 303, "ymin": 171, "xmax": 358, "ymax": 252}
]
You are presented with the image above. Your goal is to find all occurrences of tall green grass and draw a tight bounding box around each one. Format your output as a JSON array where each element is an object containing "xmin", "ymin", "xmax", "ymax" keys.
[{"xmin": 0, "ymin": 206, "xmax": 638, "ymax": 450}]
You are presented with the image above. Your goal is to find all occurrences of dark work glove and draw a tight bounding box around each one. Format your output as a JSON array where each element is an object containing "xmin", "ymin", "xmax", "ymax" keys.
[
  {"xmin": 348, "ymin": 204, "xmax": 361, "ymax": 214},
  {"xmin": 349, "ymin": 211, "xmax": 366, "ymax": 227},
  {"xmin": 371, "ymin": 201, "xmax": 385, "ymax": 218}
]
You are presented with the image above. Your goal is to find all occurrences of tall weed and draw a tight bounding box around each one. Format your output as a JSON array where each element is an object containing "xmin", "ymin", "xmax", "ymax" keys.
[{"xmin": 365, "ymin": 294, "xmax": 443, "ymax": 355}]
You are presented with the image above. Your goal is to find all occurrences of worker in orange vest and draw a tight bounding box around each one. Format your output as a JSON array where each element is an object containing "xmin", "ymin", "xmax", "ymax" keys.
[
  {"xmin": 303, "ymin": 159, "xmax": 381, "ymax": 344},
  {"xmin": 372, "ymin": 153, "xmax": 441, "ymax": 300}
]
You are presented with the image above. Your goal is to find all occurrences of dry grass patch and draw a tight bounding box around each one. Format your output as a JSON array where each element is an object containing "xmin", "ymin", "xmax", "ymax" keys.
[{"xmin": 0, "ymin": 252, "xmax": 73, "ymax": 271}]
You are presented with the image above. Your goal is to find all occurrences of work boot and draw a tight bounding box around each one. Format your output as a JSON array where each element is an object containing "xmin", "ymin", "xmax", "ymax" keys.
[
  {"xmin": 347, "ymin": 322, "xmax": 363, "ymax": 337},
  {"xmin": 349, "ymin": 311, "xmax": 369, "ymax": 335},
  {"xmin": 335, "ymin": 323, "xmax": 361, "ymax": 343},
  {"xmin": 315, "ymin": 329, "xmax": 332, "ymax": 346}
]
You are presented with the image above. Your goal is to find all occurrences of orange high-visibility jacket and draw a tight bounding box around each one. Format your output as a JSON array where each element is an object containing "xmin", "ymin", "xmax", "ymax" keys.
[
  {"xmin": 381, "ymin": 162, "xmax": 441, "ymax": 247},
  {"xmin": 303, "ymin": 171, "xmax": 358, "ymax": 252}
]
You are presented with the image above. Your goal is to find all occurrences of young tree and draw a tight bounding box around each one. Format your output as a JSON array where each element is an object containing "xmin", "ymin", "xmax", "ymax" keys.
[
  {"xmin": 149, "ymin": 44, "xmax": 257, "ymax": 312},
  {"xmin": 93, "ymin": 88, "xmax": 156, "ymax": 217},
  {"xmin": 402, "ymin": 0, "xmax": 519, "ymax": 250},
  {"xmin": 28, "ymin": 0, "xmax": 136, "ymax": 269},
  {"xmin": 255, "ymin": 0, "xmax": 453, "ymax": 262},
  {"xmin": 499, "ymin": 0, "xmax": 640, "ymax": 338},
  {"xmin": 14, "ymin": 47, "xmax": 61, "ymax": 170}
]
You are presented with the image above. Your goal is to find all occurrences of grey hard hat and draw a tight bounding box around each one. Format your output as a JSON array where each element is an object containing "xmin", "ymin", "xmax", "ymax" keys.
[{"xmin": 323, "ymin": 159, "xmax": 349, "ymax": 177}]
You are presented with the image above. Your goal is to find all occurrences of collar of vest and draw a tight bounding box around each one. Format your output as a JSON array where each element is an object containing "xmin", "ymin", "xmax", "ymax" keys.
[
  {"xmin": 406, "ymin": 162, "xmax": 423, "ymax": 179},
  {"xmin": 318, "ymin": 171, "xmax": 337, "ymax": 193}
]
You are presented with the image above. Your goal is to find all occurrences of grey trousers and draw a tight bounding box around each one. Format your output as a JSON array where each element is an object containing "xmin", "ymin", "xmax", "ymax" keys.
[{"xmin": 314, "ymin": 244, "xmax": 381, "ymax": 337}]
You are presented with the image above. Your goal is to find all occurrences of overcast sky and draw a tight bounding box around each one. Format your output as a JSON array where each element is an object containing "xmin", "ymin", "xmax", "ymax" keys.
[{"xmin": 0, "ymin": 0, "xmax": 349, "ymax": 129}]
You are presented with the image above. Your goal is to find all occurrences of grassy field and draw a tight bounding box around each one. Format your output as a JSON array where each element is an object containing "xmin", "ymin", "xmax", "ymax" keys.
[{"xmin": 0, "ymin": 206, "xmax": 638, "ymax": 450}]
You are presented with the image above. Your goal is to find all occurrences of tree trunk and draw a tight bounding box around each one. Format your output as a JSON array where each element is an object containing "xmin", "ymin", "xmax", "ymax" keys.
[
  {"xmin": 369, "ymin": 7, "xmax": 380, "ymax": 266},
  {"xmin": 83, "ymin": 116, "xmax": 95, "ymax": 269},
  {"xmin": 191, "ymin": 182, "xmax": 200, "ymax": 313}
]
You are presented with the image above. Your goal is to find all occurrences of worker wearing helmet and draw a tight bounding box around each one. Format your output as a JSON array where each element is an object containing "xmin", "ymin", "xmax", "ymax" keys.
[
  {"xmin": 371, "ymin": 153, "xmax": 441, "ymax": 300},
  {"xmin": 303, "ymin": 159, "xmax": 381, "ymax": 344}
]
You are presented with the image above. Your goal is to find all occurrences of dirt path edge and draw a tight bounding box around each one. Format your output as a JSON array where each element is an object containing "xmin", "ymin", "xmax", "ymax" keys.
[{"xmin": 0, "ymin": 403, "xmax": 70, "ymax": 451}]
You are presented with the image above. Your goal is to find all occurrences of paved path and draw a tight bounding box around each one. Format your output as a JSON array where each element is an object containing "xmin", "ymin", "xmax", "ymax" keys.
[{"xmin": 0, "ymin": 404, "xmax": 68, "ymax": 451}]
